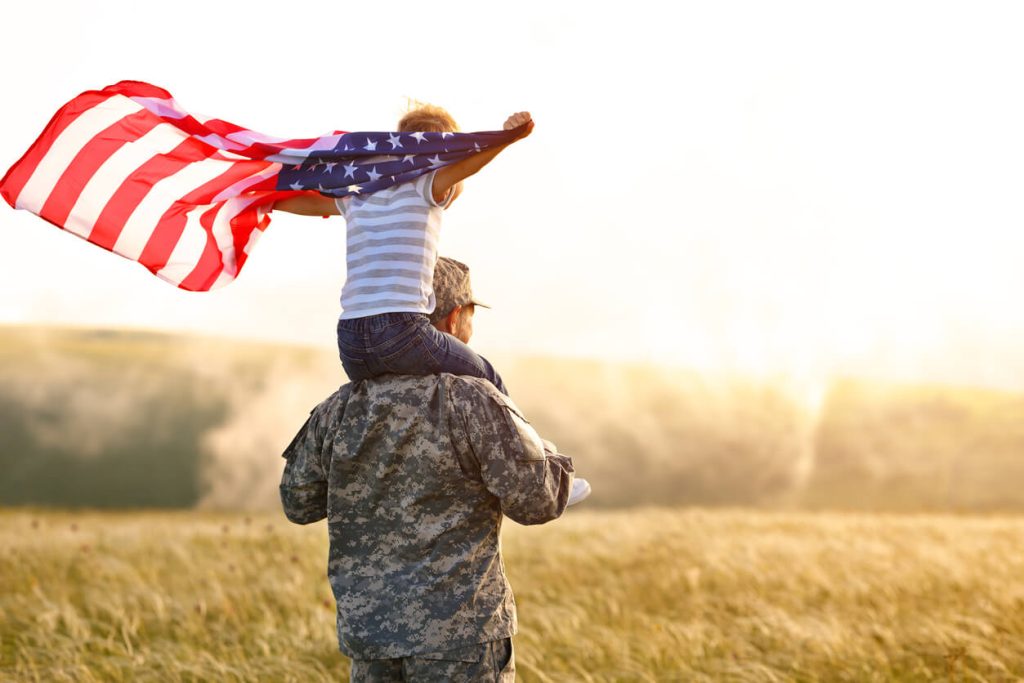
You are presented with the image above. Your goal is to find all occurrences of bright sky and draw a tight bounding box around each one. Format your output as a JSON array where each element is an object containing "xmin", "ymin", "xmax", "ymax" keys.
[{"xmin": 2, "ymin": 1, "xmax": 1023, "ymax": 390}]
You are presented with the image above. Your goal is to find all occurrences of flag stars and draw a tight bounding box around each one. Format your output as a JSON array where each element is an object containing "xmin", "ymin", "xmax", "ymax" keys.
[
  {"xmin": 347, "ymin": 184, "xmax": 362, "ymax": 194},
  {"xmin": 367, "ymin": 167, "xmax": 382, "ymax": 182},
  {"xmin": 411, "ymin": 132, "xmax": 428, "ymax": 144},
  {"xmin": 289, "ymin": 181, "xmax": 303, "ymax": 191},
  {"xmin": 325, "ymin": 162, "xmax": 337, "ymax": 173},
  {"xmin": 402, "ymin": 154, "xmax": 417, "ymax": 164},
  {"xmin": 343, "ymin": 162, "xmax": 359, "ymax": 179},
  {"xmin": 363, "ymin": 138, "xmax": 378, "ymax": 151},
  {"xmin": 428, "ymin": 154, "xmax": 444, "ymax": 168},
  {"xmin": 387, "ymin": 133, "xmax": 403, "ymax": 149}
]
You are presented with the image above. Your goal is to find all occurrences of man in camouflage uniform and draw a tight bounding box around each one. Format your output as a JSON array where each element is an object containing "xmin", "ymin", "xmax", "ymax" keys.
[{"xmin": 280, "ymin": 257, "xmax": 576, "ymax": 682}]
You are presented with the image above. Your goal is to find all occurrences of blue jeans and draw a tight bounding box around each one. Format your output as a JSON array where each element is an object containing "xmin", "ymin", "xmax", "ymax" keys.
[{"xmin": 337, "ymin": 312, "xmax": 508, "ymax": 395}]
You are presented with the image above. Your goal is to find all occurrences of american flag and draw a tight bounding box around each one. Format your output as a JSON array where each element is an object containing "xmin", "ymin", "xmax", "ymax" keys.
[{"xmin": 1, "ymin": 81, "xmax": 522, "ymax": 291}]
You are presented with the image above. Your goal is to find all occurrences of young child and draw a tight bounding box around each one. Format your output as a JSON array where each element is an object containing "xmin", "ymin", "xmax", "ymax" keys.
[
  {"xmin": 277, "ymin": 106, "xmax": 591, "ymax": 506},
  {"xmin": 274, "ymin": 106, "xmax": 533, "ymax": 394}
]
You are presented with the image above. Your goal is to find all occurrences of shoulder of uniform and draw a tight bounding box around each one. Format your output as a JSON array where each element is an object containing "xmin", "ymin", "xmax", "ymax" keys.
[
  {"xmin": 307, "ymin": 383, "xmax": 353, "ymax": 427},
  {"xmin": 443, "ymin": 374, "xmax": 501, "ymax": 400},
  {"xmin": 442, "ymin": 374, "xmax": 527, "ymax": 417}
]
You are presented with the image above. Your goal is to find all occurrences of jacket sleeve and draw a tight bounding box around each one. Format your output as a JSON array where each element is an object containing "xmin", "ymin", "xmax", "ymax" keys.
[
  {"xmin": 451, "ymin": 382, "xmax": 575, "ymax": 525},
  {"xmin": 279, "ymin": 387, "xmax": 349, "ymax": 524}
]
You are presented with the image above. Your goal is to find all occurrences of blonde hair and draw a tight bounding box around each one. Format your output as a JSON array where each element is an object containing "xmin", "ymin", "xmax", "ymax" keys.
[{"xmin": 398, "ymin": 101, "xmax": 459, "ymax": 133}]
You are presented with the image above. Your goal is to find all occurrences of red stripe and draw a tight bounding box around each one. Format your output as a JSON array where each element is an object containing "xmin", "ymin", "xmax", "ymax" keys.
[
  {"xmin": 200, "ymin": 118, "xmax": 248, "ymax": 136},
  {"xmin": 230, "ymin": 203, "xmax": 263, "ymax": 271},
  {"xmin": 165, "ymin": 116, "xmax": 243, "ymax": 145},
  {"xmin": 0, "ymin": 89, "xmax": 118, "ymax": 209},
  {"xmin": 177, "ymin": 195, "xmax": 278, "ymax": 291},
  {"xmin": 231, "ymin": 205, "xmax": 273, "ymax": 277},
  {"xmin": 88, "ymin": 135, "xmax": 218, "ymax": 251},
  {"xmin": 243, "ymin": 173, "xmax": 280, "ymax": 192},
  {"xmin": 177, "ymin": 205, "xmax": 227, "ymax": 291},
  {"xmin": 137, "ymin": 160, "xmax": 275, "ymax": 272},
  {"xmin": 37, "ymin": 109, "xmax": 163, "ymax": 227},
  {"xmin": 104, "ymin": 81, "xmax": 175, "ymax": 100}
]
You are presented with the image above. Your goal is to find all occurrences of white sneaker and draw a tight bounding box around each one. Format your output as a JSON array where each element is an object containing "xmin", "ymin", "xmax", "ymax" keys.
[{"xmin": 567, "ymin": 478, "xmax": 592, "ymax": 506}]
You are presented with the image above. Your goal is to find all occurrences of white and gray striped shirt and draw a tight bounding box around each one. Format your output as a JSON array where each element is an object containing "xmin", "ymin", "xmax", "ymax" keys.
[{"xmin": 335, "ymin": 170, "xmax": 452, "ymax": 320}]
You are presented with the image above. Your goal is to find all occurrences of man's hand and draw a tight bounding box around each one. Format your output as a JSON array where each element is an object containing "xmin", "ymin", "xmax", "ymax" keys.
[{"xmin": 504, "ymin": 111, "xmax": 534, "ymax": 139}]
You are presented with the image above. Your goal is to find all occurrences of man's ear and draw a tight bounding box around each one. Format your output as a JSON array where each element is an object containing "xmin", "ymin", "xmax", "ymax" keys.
[{"xmin": 444, "ymin": 305, "xmax": 462, "ymax": 334}]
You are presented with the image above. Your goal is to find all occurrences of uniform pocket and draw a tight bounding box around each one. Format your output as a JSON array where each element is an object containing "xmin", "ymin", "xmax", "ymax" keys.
[
  {"xmin": 497, "ymin": 638, "xmax": 515, "ymax": 680},
  {"xmin": 492, "ymin": 398, "xmax": 546, "ymax": 462},
  {"xmin": 417, "ymin": 642, "xmax": 484, "ymax": 663}
]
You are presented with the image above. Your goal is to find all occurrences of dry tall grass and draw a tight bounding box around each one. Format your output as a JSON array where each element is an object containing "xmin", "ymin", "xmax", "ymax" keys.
[{"xmin": 3, "ymin": 508, "xmax": 1023, "ymax": 681}]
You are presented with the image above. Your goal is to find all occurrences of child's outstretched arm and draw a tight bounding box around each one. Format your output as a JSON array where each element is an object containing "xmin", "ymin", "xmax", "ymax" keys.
[
  {"xmin": 431, "ymin": 112, "xmax": 533, "ymax": 205},
  {"xmin": 273, "ymin": 194, "xmax": 340, "ymax": 216}
]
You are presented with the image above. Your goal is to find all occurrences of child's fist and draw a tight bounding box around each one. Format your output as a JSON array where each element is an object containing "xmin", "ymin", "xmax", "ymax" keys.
[{"xmin": 503, "ymin": 111, "xmax": 534, "ymax": 138}]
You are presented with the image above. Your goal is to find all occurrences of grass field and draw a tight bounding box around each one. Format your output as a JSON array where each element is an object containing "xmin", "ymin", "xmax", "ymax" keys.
[{"xmin": 3, "ymin": 508, "xmax": 1024, "ymax": 682}]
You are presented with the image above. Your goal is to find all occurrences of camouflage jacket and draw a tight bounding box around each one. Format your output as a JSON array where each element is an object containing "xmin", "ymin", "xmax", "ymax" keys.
[{"xmin": 280, "ymin": 374, "xmax": 575, "ymax": 660}]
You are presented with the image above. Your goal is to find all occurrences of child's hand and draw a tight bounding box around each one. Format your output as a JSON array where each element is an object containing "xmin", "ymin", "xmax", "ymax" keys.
[{"xmin": 503, "ymin": 111, "xmax": 534, "ymax": 139}]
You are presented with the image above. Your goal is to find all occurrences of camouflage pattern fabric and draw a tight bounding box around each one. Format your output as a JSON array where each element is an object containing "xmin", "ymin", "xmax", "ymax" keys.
[
  {"xmin": 280, "ymin": 374, "xmax": 574, "ymax": 660},
  {"xmin": 428, "ymin": 256, "xmax": 489, "ymax": 325},
  {"xmin": 349, "ymin": 638, "xmax": 514, "ymax": 683}
]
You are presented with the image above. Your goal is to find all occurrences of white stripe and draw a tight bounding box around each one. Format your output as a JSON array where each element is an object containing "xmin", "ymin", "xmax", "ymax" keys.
[
  {"xmin": 130, "ymin": 96, "xmax": 187, "ymax": 120},
  {"xmin": 346, "ymin": 260, "xmax": 430, "ymax": 277},
  {"xmin": 15, "ymin": 95, "xmax": 145, "ymax": 212},
  {"xmin": 347, "ymin": 200, "xmax": 432, "ymax": 217},
  {"xmin": 266, "ymin": 134, "xmax": 343, "ymax": 155},
  {"xmin": 352, "ymin": 187, "xmax": 426, "ymax": 204},
  {"xmin": 339, "ymin": 305, "xmax": 430, "ymax": 319},
  {"xmin": 112, "ymin": 155, "xmax": 238, "ymax": 260},
  {"xmin": 210, "ymin": 196, "xmax": 263, "ymax": 276},
  {"xmin": 211, "ymin": 164, "xmax": 280, "ymax": 203},
  {"xmin": 225, "ymin": 129, "xmax": 290, "ymax": 144},
  {"xmin": 342, "ymin": 291, "xmax": 429, "ymax": 306},
  {"xmin": 242, "ymin": 224, "xmax": 264, "ymax": 255},
  {"xmin": 209, "ymin": 271, "xmax": 235, "ymax": 290},
  {"xmin": 345, "ymin": 275, "xmax": 426, "ymax": 289},
  {"xmin": 348, "ymin": 228, "xmax": 439, "ymax": 248},
  {"xmin": 347, "ymin": 243, "xmax": 437, "ymax": 259},
  {"xmin": 346, "ymin": 210, "xmax": 435, "ymax": 227},
  {"xmin": 195, "ymin": 133, "xmax": 247, "ymax": 151},
  {"xmin": 210, "ymin": 149, "xmax": 253, "ymax": 162},
  {"xmin": 155, "ymin": 206, "xmax": 209, "ymax": 286},
  {"xmin": 64, "ymin": 123, "xmax": 188, "ymax": 240},
  {"xmin": 159, "ymin": 197, "xmax": 266, "ymax": 287}
]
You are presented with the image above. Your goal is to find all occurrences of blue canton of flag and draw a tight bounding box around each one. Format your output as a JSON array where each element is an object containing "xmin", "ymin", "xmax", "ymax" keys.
[{"xmin": 275, "ymin": 128, "xmax": 522, "ymax": 198}]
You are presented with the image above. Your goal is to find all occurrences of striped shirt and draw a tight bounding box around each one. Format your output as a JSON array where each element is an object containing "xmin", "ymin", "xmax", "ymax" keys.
[{"xmin": 335, "ymin": 170, "xmax": 452, "ymax": 319}]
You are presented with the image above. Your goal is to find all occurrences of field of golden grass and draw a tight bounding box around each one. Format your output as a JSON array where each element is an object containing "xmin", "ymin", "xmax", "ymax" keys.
[{"xmin": 3, "ymin": 507, "xmax": 1024, "ymax": 682}]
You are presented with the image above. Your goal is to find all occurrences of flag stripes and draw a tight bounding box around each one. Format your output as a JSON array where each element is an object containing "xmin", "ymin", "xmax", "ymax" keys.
[
  {"xmin": 1, "ymin": 80, "xmax": 523, "ymax": 291},
  {"xmin": 1, "ymin": 86, "xmax": 294, "ymax": 289}
]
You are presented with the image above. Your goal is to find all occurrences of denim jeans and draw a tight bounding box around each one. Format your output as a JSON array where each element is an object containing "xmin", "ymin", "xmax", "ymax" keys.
[{"xmin": 337, "ymin": 312, "xmax": 508, "ymax": 395}]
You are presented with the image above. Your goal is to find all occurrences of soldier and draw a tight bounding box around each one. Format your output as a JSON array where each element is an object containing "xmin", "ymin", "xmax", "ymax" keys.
[{"xmin": 280, "ymin": 257, "xmax": 586, "ymax": 682}]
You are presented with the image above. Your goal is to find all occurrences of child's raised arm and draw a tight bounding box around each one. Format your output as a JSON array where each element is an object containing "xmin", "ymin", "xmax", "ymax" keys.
[{"xmin": 431, "ymin": 112, "xmax": 533, "ymax": 205}]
